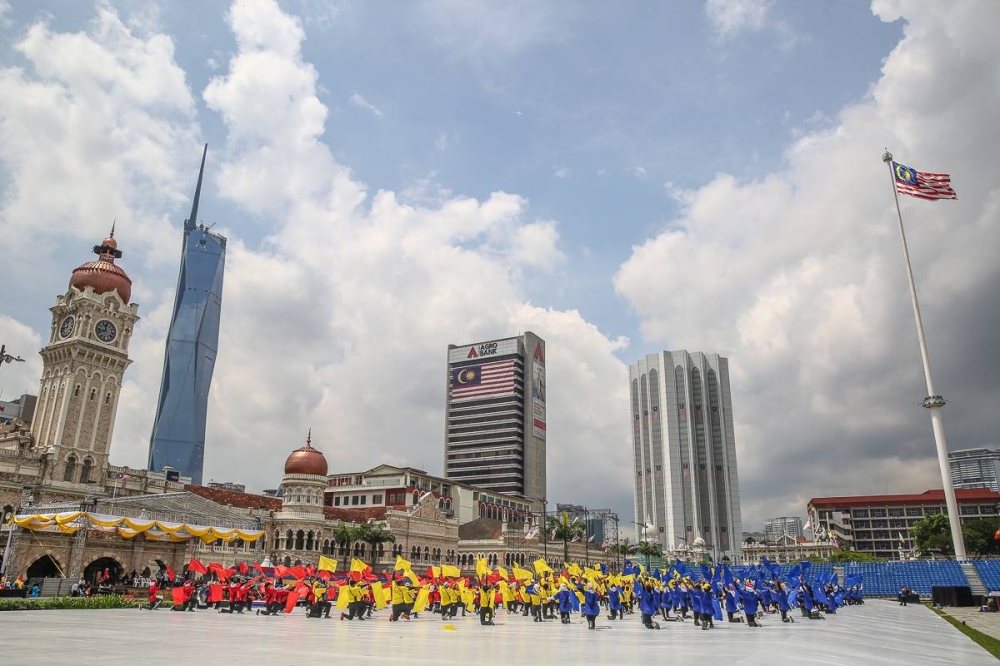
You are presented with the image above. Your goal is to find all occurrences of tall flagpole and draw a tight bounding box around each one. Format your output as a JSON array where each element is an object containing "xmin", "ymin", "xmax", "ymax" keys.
[{"xmin": 882, "ymin": 150, "xmax": 966, "ymax": 560}]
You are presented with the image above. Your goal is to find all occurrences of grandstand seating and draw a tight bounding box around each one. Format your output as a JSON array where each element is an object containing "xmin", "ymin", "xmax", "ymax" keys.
[
  {"xmin": 842, "ymin": 561, "xmax": 968, "ymax": 596},
  {"xmin": 973, "ymin": 560, "xmax": 1000, "ymax": 592}
]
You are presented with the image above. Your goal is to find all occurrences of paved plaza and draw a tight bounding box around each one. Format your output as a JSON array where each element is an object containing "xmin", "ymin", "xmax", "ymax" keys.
[{"xmin": 0, "ymin": 600, "xmax": 992, "ymax": 665}]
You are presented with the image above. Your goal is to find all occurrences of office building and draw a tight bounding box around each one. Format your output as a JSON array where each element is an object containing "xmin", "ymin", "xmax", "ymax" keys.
[
  {"xmin": 444, "ymin": 332, "xmax": 546, "ymax": 500},
  {"xmin": 764, "ymin": 516, "xmax": 804, "ymax": 543},
  {"xmin": 629, "ymin": 350, "xmax": 742, "ymax": 561},
  {"xmin": 148, "ymin": 146, "xmax": 226, "ymax": 485},
  {"xmin": 807, "ymin": 488, "xmax": 1000, "ymax": 558},
  {"xmin": 950, "ymin": 448, "xmax": 1000, "ymax": 492}
]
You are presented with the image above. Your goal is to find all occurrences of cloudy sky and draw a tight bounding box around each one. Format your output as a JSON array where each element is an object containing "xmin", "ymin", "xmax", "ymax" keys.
[{"xmin": 1, "ymin": 0, "xmax": 997, "ymax": 532}]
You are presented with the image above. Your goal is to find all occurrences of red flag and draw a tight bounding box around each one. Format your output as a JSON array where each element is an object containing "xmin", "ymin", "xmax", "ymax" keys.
[
  {"xmin": 283, "ymin": 591, "xmax": 300, "ymax": 613},
  {"xmin": 305, "ymin": 564, "xmax": 315, "ymax": 576},
  {"xmin": 208, "ymin": 584, "xmax": 224, "ymax": 603},
  {"xmin": 188, "ymin": 558, "xmax": 208, "ymax": 575},
  {"xmin": 208, "ymin": 562, "xmax": 233, "ymax": 581},
  {"xmin": 274, "ymin": 565, "xmax": 289, "ymax": 578},
  {"xmin": 238, "ymin": 562, "xmax": 249, "ymax": 575},
  {"xmin": 171, "ymin": 587, "xmax": 192, "ymax": 605},
  {"xmin": 166, "ymin": 565, "xmax": 176, "ymax": 583},
  {"xmin": 289, "ymin": 565, "xmax": 307, "ymax": 580},
  {"xmin": 318, "ymin": 570, "xmax": 332, "ymax": 581},
  {"xmin": 253, "ymin": 562, "xmax": 265, "ymax": 574},
  {"xmin": 349, "ymin": 570, "xmax": 362, "ymax": 582}
]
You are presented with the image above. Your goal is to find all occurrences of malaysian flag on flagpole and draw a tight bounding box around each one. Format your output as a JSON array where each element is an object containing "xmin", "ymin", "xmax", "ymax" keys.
[
  {"xmin": 601, "ymin": 539, "xmax": 610, "ymax": 549},
  {"xmin": 892, "ymin": 161, "xmax": 957, "ymax": 200},
  {"xmin": 450, "ymin": 360, "xmax": 517, "ymax": 402}
]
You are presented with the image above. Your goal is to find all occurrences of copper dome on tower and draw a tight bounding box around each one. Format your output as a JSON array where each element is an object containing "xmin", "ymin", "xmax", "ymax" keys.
[
  {"xmin": 69, "ymin": 230, "xmax": 133, "ymax": 303},
  {"xmin": 283, "ymin": 430, "xmax": 328, "ymax": 476}
]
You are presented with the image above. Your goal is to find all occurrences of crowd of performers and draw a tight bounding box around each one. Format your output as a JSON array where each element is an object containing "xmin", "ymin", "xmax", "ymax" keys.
[{"xmin": 142, "ymin": 555, "xmax": 866, "ymax": 631}]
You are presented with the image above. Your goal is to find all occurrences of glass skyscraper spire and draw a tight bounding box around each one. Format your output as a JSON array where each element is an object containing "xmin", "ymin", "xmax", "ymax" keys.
[{"xmin": 148, "ymin": 145, "xmax": 226, "ymax": 485}]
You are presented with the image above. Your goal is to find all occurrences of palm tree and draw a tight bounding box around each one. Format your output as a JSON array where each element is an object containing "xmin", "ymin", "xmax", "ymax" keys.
[
  {"xmin": 635, "ymin": 540, "xmax": 662, "ymax": 571},
  {"xmin": 332, "ymin": 523, "xmax": 360, "ymax": 558},
  {"xmin": 548, "ymin": 511, "xmax": 586, "ymax": 565},
  {"xmin": 607, "ymin": 538, "xmax": 636, "ymax": 571},
  {"xmin": 356, "ymin": 521, "xmax": 396, "ymax": 565}
]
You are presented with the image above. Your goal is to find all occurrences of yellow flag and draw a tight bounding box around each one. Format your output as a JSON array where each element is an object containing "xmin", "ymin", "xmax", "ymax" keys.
[
  {"xmin": 350, "ymin": 558, "xmax": 368, "ymax": 573},
  {"xmin": 462, "ymin": 588, "xmax": 477, "ymax": 607},
  {"xmin": 567, "ymin": 563, "xmax": 582, "ymax": 577},
  {"xmin": 318, "ymin": 556, "xmax": 338, "ymax": 573},
  {"xmin": 442, "ymin": 564, "xmax": 461, "ymax": 578},
  {"xmin": 336, "ymin": 585, "xmax": 351, "ymax": 609},
  {"xmin": 533, "ymin": 559, "xmax": 553, "ymax": 576},
  {"xmin": 500, "ymin": 581, "xmax": 514, "ymax": 603},
  {"xmin": 497, "ymin": 566, "xmax": 509, "ymax": 580},
  {"xmin": 394, "ymin": 555, "xmax": 412, "ymax": 572},
  {"xmin": 371, "ymin": 582, "xmax": 387, "ymax": 609},
  {"xmin": 476, "ymin": 558, "xmax": 490, "ymax": 579},
  {"xmin": 430, "ymin": 566, "xmax": 441, "ymax": 579},
  {"xmin": 512, "ymin": 563, "xmax": 533, "ymax": 581},
  {"xmin": 413, "ymin": 586, "xmax": 431, "ymax": 613}
]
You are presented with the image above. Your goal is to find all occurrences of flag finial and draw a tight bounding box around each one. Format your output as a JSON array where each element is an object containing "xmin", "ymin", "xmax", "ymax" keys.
[
  {"xmin": 882, "ymin": 149, "xmax": 893, "ymax": 163},
  {"xmin": 306, "ymin": 428, "xmax": 312, "ymax": 446}
]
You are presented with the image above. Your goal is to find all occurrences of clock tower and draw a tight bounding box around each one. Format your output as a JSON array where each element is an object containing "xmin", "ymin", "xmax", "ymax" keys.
[{"xmin": 31, "ymin": 231, "xmax": 140, "ymax": 487}]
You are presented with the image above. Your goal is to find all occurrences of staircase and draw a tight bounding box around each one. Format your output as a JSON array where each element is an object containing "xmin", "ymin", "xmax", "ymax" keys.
[{"xmin": 961, "ymin": 562, "xmax": 987, "ymax": 596}]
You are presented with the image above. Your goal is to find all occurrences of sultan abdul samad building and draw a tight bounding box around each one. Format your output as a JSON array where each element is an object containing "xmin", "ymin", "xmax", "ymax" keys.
[{"xmin": 1, "ymin": 231, "xmax": 603, "ymax": 586}]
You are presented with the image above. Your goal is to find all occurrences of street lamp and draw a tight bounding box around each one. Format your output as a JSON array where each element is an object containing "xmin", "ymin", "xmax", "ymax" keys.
[
  {"xmin": 0, "ymin": 345, "xmax": 26, "ymax": 374},
  {"xmin": 524, "ymin": 496, "xmax": 548, "ymax": 562}
]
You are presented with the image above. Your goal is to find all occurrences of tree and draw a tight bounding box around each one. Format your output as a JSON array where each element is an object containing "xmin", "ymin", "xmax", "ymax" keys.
[
  {"xmin": 827, "ymin": 550, "xmax": 883, "ymax": 563},
  {"xmin": 356, "ymin": 521, "xmax": 396, "ymax": 563},
  {"xmin": 332, "ymin": 523, "xmax": 360, "ymax": 558},
  {"xmin": 635, "ymin": 540, "xmax": 662, "ymax": 570},
  {"xmin": 912, "ymin": 513, "xmax": 952, "ymax": 555},
  {"xmin": 961, "ymin": 517, "xmax": 1000, "ymax": 557},
  {"xmin": 548, "ymin": 511, "xmax": 586, "ymax": 564}
]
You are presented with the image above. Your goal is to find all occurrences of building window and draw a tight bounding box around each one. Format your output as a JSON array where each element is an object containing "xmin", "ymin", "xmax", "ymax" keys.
[
  {"xmin": 79, "ymin": 459, "xmax": 92, "ymax": 484},
  {"xmin": 105, "ymin": 393, "xmax": 111, "ymax": 405},
  {"xmin": 905, "ymin": 507, "xmax": 923, "ymax": 517},
  {"xmin": 352, "ymin": 496, "xmax": 359, "ymax": 506},
  {"xmin": 90, "ymin": 388, "xmax": 96, "ymax": 401},
  {"xmin": 74, "ymin": 385, "xmax": 80, "ymax": 397},
  {"xmin": 360, "ymin": 496, "xmax": 367, "ymax": 505},
  {"xmin": 334, "ymin": 497, "xmax": 341, "ymax": 506},
  {"xmin": 373, "ymin": 494, "xmax": 383, "ymax": 504},
  {"xmin": 63, "ymin": 455, "xmax": 77, "ymax": 482}
]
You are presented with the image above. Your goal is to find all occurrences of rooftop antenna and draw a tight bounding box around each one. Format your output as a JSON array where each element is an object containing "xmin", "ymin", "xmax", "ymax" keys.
[
  {"xmin": 186, "ymin": 143, "xmax": 208, "ymax": 232},
  {"xmin": 110, "ymin": 217, "xmax": 116, "ymax": 238}
]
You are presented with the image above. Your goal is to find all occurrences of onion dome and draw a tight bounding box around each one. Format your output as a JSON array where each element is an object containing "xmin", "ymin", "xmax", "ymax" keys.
[
  {"xmin": 69, "ymin": 230, "xmax": 132, "ymax": 303},
  {"xmin": 283, "ymin": 429, "xmax": 328, "ymax": 476}
]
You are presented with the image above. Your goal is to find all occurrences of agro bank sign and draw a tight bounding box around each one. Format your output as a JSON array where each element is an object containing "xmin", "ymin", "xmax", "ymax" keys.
[{"xmin": 448, "ymin": 337, "xmax": 520, "ymax": 364}]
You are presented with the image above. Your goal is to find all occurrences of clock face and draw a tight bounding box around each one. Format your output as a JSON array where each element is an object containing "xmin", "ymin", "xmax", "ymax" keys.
[
  {"xmin": 59, "ymin": 316, "xmax": 75, "ymax": 339},
  {"xmin": 94, "ymin": 320, "xmax": 117, "ymax": 343}
]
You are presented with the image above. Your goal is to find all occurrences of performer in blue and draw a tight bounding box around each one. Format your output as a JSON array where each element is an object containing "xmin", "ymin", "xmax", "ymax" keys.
[
  {"xmin": 638, "ymin": 580, "xmax": 661, "ymax": 629},
  {"xmin": 740, "ymin": 583, "xmax": 761, "ymax": 627},
  {"xmin": 581, "ymin": 583, "xmax": 601, "ymax": 630},
  {"xmin": 725, "ymin": 584, "xmax": 742, "ymax": 622},
  {"xmin": 555, "ymin": 584, "xmax": 575, "ymax": 624},
  {"xmin": 607, "ymin": 582, "xmax": 623, "ymax": 620},
  {"xmin": 776, "ymin": 582, "xmax": 793, "ymax": 623}
]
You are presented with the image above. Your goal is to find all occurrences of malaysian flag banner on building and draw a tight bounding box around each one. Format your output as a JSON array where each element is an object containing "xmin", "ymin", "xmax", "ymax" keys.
[
  {"xmin": 892, "ymin": 162, "xmax": 957, "ymax": 200},
  {"xmin": 451, "ymin": 360, "xmax": 516, "ymax": 402}
]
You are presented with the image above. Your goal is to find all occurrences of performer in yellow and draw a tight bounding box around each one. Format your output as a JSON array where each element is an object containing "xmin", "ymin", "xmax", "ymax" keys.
[{"xmin": 478, "ymin": 582, "xmax": 496, "ymax": 626}]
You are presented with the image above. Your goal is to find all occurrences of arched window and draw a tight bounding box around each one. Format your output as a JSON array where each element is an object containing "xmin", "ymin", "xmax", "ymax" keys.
[
  {"xmin": 79, "ymin": 459, "xmax": 93, "ymax": 484},
  {"xmin": 378, "ymin": 543, "xmax": 385, "ymax": 559},
  {"xmin": 273, "ymin": 532, "xmax": 280, "ymax": 550},
  {"xmin": 306, "ymin": 531, "xmax": 314, "ymax": 551},
  {"xmin": 90, "ymin": 388, "xmax": 97, "ymax": 401},
  {"xmin": 295, "ymin": 530, "xmax": 305, "ymax": 550},
  {"xmin": 63, "ymin": 455, "xmax": 77, "ymax": 482},
  {"xmin": 105, "ymin": 392, "xmax": 111, "ymax": 405},
  {"xmin": 285, "ymin": 530, "xmax": 293, "ymax": 549},
  {"xmin": 74, "ymin": 385, "xmax": 80, "ymax": 397},
  {"xmin": 423, "ymin": 546, "xmax": 430, "ymax": 562}
]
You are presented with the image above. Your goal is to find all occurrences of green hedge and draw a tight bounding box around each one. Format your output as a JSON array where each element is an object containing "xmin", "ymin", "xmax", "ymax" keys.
[{"xmin": 0, "ymin": 595, "xmax": 143, "ymax": 611}]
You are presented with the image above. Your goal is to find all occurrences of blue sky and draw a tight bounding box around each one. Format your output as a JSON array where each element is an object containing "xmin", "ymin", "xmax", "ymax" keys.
[{"xmin": 2, "ymin": 0, "xmax": 997, "ymax": 533}]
